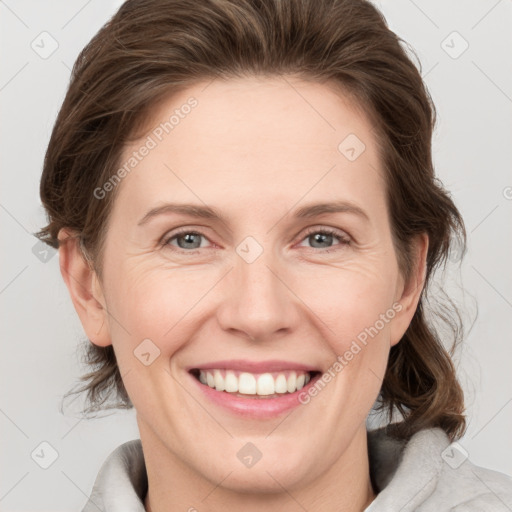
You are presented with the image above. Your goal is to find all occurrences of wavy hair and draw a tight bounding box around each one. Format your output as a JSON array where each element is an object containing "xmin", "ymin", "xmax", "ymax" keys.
[{"xmin": 37, "ymin": 0, "xmax": 467, "ymax": 441}]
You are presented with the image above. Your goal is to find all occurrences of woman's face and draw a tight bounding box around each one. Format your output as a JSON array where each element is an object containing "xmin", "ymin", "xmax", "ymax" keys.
[{"xmin": 68, "ymin": 76, "xmax": 426, "ymax": 494}]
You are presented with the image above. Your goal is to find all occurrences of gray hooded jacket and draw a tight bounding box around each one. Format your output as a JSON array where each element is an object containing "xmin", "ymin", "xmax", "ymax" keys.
[{"xmin": 82, "ymin": 427, "xmax": 512, "ymax": 511}]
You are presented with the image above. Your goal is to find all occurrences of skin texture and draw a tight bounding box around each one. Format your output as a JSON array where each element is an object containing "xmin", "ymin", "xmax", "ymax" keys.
[{"xmin": 59, "ymin": 76, "xmax": 428, "ymax": 512}]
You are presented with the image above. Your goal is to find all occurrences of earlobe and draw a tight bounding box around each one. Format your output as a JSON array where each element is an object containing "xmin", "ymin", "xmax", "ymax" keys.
[
  {"xmin": 57, "ymin": 229, "xmax": 112, "ymax": 347},
  {"xmin": 389, "ymin": 234, "xmax": 429, "ymax": 347}
]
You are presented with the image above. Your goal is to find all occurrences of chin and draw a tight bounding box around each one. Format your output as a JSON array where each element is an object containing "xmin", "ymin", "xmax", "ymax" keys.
[{"xmin": 193, "ymin": 438, "xmax": 320, "ymax": 494}]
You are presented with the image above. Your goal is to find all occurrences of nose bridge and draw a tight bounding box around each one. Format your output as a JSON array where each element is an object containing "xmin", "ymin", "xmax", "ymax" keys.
[
  {"xmin": 217, "ymin": 236, "xmax": 298, "ymax": 340},
  {"xmin": 238, "ymin": 250, "xmax": 279, "ymax": 298},
  {"xmin": 235, "ymin": 241, "xmax": 285, "ymax": 310}
]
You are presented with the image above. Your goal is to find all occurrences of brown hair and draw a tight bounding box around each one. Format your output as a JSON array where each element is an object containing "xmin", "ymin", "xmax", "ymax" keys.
[{"xmin": 37, "ymin": 0, "xmax": 466, "ymax": 440}]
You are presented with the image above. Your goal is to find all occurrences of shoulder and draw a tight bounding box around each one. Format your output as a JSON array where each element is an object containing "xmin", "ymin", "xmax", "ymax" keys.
[
  {"xmin": 436, "ymin": 451, "xmax": 512, "ymax": 510},
  {"xmin": 367, "ymin": 425, "xmax": 512, "ymax": 511}
]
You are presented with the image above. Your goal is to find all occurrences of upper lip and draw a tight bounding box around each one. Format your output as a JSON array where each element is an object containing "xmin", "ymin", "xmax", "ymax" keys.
[{"xmin": 188, "ymin": 359, "xmax": 320, "ymax": 373}]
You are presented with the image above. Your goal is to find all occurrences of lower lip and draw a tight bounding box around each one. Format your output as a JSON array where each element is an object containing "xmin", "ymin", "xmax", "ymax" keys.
[{"xmin": 189, "ymin": 372, "xmax": 319, "ymax": 419}]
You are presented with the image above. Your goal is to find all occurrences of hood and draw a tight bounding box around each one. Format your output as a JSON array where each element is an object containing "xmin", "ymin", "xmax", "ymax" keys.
[{"xmin": 82, "ymin": 425, "xmax": 512, "ymax": 511}]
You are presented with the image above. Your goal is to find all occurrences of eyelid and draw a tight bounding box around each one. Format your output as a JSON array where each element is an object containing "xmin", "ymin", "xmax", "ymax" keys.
[
  {"xmin": 299, "ymin": 225, "xmax": 351, "ymax": 241},
  {"xmin": 295, "ymin": 225, "xmax": 351, "ymax": 251},
  {"xmin": 161, "ymin": 226, "xmax": 215, "ymax": 249},
  {"xmin": 161, "ymin": 225, "xmax": 352, "ymax": 255}
]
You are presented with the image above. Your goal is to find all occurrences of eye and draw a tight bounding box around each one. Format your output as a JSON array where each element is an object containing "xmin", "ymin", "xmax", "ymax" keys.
[
  {"xmin": 297, "ymin": 227, "xmax": 351, "ymax": 251},
  {"xmin": 161, "ymin": 226, "xmax": 351, "ymax": 254},
  {"xmin": 163, "ymin": 229, "xmax": 212, "ymax": 251}
]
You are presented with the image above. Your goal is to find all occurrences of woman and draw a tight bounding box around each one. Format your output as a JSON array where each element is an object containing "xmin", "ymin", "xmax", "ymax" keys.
[{"xmin": 36, "ymin": 0, "xmax": 512, "ymax": 510}]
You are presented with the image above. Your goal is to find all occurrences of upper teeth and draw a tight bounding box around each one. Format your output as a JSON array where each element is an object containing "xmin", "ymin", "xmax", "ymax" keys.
[{"xmin": 198, "ymin": 370, "xmax": 311, "ymax": 395}]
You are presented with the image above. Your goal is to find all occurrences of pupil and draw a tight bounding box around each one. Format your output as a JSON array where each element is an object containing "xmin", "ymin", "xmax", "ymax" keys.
[
  {"xmin": 176, "ymin": 232, "xmax": 334, "ymax": 250},
  {"xmin": 311, "ymin": 233, "xmax": 332, "ymax": 248},
  {"xmin": 179, "ymin": 233, "xmax": 200, "ymax": 249}
]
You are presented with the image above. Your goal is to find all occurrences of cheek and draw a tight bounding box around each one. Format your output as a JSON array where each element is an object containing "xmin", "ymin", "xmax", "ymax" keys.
[
  {"xmin": 294, "ymin": 259, "xmax": 400, "ymax": 352},
  {"xmin": 104, "ymin": 236, "xmax": 400, "ymax": 359},
  {"xmin": 105, "ymin": 262, "xmax": 218, "ymax": 352},
  {"xmin": 103, "ymin": 266, "xmax": 204, "ymax": 410}
]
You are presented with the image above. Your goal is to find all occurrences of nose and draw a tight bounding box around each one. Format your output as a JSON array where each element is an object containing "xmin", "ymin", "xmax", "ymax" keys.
[{"xmin": 216, "ymin": 249, "xmax": 301, "ymax": 342}]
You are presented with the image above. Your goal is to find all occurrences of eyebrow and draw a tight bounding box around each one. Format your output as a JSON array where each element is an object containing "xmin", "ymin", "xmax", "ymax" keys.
[
  {"xmin": 295, "ymin": 200, "xmax": 369, "ymax": 221},
  {"xmin": 137, "ymin": 200, "xmax": 370, "ymax": 226}
]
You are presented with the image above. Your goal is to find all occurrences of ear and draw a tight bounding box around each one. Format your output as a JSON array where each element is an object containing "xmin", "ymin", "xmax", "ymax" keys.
[
  {"xmin": 58, "ymin": 229, "xmax": 112, "ymax": 347},
  {"xmin": 389, "ymin": 233, "xmax": 429, "ymax": 347}
]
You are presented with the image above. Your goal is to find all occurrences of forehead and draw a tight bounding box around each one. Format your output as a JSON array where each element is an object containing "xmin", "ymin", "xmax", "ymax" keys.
[
  {"xmin": 134, "ymin": 75, "xmax": 379, "ymax": 158},
  {"xmin": 114, "ymin": 76, "xmax": 385, "ymax": 219}
]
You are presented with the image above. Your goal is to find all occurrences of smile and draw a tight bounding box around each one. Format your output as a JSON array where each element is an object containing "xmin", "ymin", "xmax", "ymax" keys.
[
  {"xmin": 192, "ymin": 369, "xmax": 315, "ymax": 397},
  {"xmin": 188, "ymin": 361, "xmax": 321, "ymax": 418}
]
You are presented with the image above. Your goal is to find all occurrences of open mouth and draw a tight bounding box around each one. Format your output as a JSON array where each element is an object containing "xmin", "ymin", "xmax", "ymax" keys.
[{"xmin": 190, "ymin": 369, "xmax": 321, "ymax": 399}]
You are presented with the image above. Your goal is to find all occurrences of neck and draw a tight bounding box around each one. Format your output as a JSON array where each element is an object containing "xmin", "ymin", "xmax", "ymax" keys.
[{"xmin": 140, "ymin": 420, "xmax": 376, "ymax": 512}]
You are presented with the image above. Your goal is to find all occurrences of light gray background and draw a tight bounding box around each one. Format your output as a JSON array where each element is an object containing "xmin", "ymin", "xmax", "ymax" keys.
[{"xmin": 1, "ymin": 1, "xmax": 511, "ymax": 510}]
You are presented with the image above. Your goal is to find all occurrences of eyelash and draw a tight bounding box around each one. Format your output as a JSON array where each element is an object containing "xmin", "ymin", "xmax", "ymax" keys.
[
  {"xmin": 161, "ymin": 226, "xmax": 351, "ymax": 254},
  {"xmin": 300, "ymin": 226, "xmax": 351, "ymax": 249}
]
